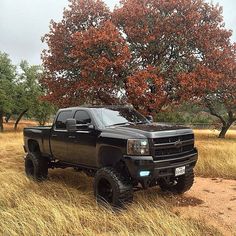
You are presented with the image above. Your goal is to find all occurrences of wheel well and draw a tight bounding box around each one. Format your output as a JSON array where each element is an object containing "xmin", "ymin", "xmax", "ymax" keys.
[
  {"xmin": 28, "ymin": 140, "xmax": 40, "ymax": 154},
  {"xmin": 98, "ymin": 146, "xmax": 123, "ymax": 168}
]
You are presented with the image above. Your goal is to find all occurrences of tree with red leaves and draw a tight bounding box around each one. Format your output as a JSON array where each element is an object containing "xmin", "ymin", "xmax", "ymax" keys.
[
  {"xmin": 42, "ymin": 0, "xmax": 235, "ymax": 137},
  {"xmin": 179, "ymin": 43, "xmax": 236, "ymax": 138},
  {"xmin": 42, "ymin": 0, "xmax": 130, "ymax": 106},
  {"xmin": 69, "ymin": 20, "xmax": 131, "ymax": 104},
  {"xmin": 113, "ymin": 0, "xmax": 232, "ymax": 109},
  {"xmin": 113, "ymin": 0, "xmax": 235, "ymax": 137}
]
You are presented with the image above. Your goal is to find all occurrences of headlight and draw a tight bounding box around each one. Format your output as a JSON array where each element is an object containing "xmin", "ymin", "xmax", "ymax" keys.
[{"xmin": 127, "ymin": 139, "xmax": 150, "ymax": 155}]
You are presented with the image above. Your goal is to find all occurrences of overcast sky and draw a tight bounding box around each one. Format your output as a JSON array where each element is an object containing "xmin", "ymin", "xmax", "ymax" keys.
[{"xmin": 0, "ymin": 0, "xmax": 235, "ymax": 65}]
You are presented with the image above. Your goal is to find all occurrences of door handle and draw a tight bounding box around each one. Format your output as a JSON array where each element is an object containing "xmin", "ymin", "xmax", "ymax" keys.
[
  {"xmin": 68, "ymin": 135, "xmax": 76, "ymax": 139},
  {"xmin": 51, "ymin": 134, "xmax": 57, "ymax": 137}
]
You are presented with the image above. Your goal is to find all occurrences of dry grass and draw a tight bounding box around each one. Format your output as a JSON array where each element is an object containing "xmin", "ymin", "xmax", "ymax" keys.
[
  {"xmin": 194, "ymin": 129, "xmax": 236, "ymax": 179},
  {"xmin": 3, "ymin": 120, "xmax": 38, "ymax": 132},
  {"xmin": 0, "ymin": 128, "xmax": 235, "ymax": 235}
]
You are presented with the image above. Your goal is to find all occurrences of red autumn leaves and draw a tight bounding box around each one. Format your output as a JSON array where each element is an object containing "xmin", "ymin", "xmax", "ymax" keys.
[
  {"xmin": 70, "ymin": 21, "xmax": 131, "ymax": 103},
  {"xmin": 42, "ymin": 0, "xmax": 236, "ymax": 117},
  {"xmin": 126, "ymin": 67, "xmax": 166, "ymax": 114}
]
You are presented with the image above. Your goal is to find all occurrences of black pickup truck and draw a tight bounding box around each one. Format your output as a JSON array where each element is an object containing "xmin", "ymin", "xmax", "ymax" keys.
[{"xmin": 23, "ymin": 105, "xmax": 198, "ymax": 207}]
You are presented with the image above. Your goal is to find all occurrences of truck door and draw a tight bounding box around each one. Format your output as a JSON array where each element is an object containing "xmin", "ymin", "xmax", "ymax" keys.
[
  {"xmin": 50, "ymin": 110, "xmax": 73, "ymax": 161},
  {"xmin": 67, "ymin": 110, "xmax": 98, "ymax": 167}
]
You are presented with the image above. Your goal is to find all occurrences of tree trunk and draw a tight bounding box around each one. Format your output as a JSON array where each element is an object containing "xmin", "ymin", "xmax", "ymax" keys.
[
  {"xmin": 0, "ymin": 112, "xmax": 3, "ymax": 132},
  {"xmin": 5, "ymin": 114, "xmax": 11, "ymax": 123},
  {"xmin": 206, "ymin": 102, "xmax": 235, "ymax": 139},
  {"xmin": 218, "ymin": 121, "xmax": 234, "ymax": 139},
  {"xmin": 39, "ymin": 118, "xmax": 46, "ymax": 126},
  {"xmin": 14, "ymin": 109, "xmax": 28, "ymax": 131}
]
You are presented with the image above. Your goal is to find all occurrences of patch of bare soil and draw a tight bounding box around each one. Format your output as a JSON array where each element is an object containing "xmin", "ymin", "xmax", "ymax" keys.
[{"xmin": 174, "ymin": 177, "xmax": 236, "ymax": 236}]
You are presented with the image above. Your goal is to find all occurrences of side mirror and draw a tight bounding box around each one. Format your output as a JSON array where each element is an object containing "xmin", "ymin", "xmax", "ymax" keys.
[
  {"xmin": 146, "ymin": 115, "xmax": 154, "ymax": 123},
  {"xmin": 66, "ymin": 118, "xmax": 77, "ymax": 132}
]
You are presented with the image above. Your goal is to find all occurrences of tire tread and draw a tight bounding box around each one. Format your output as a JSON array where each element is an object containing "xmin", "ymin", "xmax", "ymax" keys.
[
  {"xmin": 94, "ymin": 167, "xmax": 133, "ymax": 207},
  {"xmin": 25, "ymin": 152, "xmax": 48, "ymax": 181}
]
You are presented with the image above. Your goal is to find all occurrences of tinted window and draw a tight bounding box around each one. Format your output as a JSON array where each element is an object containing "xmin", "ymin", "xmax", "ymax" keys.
[
  {"xmin": 55, "ymin": 111, "xmax": 72, "ymax": 130},
  {"xmin": 74, "ymin": 111, "xmax": 91, "ymax": 125}
]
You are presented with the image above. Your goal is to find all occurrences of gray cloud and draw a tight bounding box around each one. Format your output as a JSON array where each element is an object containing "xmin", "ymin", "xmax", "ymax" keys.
[{"xmin": 0, "ymin": 0, "xmax": 235, "ymax": 65}]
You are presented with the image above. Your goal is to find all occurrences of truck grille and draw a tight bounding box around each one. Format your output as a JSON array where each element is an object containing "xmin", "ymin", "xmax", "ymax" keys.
[{"xmin": 152, "ymin": 134, "xmax": 194, "ymax": 160}]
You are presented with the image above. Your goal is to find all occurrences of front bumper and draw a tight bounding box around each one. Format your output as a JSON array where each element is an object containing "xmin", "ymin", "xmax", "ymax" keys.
[{"xmin": 124, "ymin": 148, "xmax": 198, "ymax": 180}]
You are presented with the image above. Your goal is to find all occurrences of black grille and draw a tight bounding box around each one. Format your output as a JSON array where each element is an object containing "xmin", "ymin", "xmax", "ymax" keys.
[
  {"xmin": 153, "ymin": 134, "xmax": 194, "ymax": 145},
  {"xmin": 152, "ymin": 134, "xmax": 194, "ymax": 160},
  {"xmin": 155, "ymin": 144, "xmax": 193, "ymax": 156}
]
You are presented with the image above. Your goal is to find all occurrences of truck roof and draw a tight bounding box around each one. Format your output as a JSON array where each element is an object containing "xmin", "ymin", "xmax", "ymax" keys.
[{"xmin": 59, "ymin": 104, "xmax": 134, "ymax": 110}]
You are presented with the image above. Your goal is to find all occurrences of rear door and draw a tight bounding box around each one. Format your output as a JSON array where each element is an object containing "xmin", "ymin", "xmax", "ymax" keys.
[
  {"xmin": 67, "ymin": 110, "xmax": 99, "ymax": 166},
  {"xmin": 50, "ymin": 110, "xmax": 73, "ymax": 161}
]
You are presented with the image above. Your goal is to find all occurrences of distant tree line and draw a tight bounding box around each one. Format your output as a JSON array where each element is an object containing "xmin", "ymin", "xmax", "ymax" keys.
[{"xmin": 0, "ymin": 52, "xmax": 55, "ymax": 131}]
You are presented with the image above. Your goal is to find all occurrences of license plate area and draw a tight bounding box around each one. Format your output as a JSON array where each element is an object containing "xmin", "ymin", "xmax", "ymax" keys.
[{"xmin": 175, "ymin": 166, "xmax": 185, "ymax": 176}]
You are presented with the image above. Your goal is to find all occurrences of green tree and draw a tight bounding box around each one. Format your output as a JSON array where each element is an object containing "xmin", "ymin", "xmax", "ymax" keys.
[
  {"xmin": 0, "ymin": 52, "xmax": 16, "ymax": 131},
  {"xmin": 33, "ymin": 100, "xmax": 56, "ymax": 126},
  {"xmin": 14, "ymin": 61, "xmax": 55, "ymax": 130},
  {"xmin": 13, "ymin": 61, "xmax": 43, "ymax": 130}
]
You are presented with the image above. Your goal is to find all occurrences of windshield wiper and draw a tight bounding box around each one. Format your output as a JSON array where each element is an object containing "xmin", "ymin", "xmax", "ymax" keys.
[{"xmin": 106, "ymin": 122, "xmax": 134, "ymax": 127}]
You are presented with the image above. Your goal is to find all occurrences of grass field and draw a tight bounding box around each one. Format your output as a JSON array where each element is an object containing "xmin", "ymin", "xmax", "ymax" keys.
[
  {"xmin": 195, "ymin": 129, "xmax": 236, "ymax": 179},
  {"xmin": 0, "ymin": 125, "xmax": 235, "ymax": 235}
]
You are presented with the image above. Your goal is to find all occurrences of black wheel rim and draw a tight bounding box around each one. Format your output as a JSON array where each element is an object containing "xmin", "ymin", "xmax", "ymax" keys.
[
  {"xmin": 26, "ymin": 159, "xmax": 34, "ymax": 177},
  {"xmin": 97, "ymin": 178, "xmax": 113, "ymax": 203}
]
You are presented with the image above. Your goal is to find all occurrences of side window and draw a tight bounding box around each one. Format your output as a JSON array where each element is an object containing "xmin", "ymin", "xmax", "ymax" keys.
[
  {"xmin": 74, "ymin": 111, "xmax": 91, "ymax": 127},
  {"xmin": 55, "ymin": 111, "xmax": 72, "ymax": 130}
]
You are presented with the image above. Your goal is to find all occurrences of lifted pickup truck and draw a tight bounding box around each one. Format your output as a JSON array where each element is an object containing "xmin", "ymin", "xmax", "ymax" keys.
[{"xmin": 23, "ymin": 105, "xmax": 198, "ymax": 207}]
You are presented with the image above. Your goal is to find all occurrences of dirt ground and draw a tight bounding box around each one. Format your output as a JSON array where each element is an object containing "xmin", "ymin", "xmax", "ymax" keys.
[{"xmin": 172, "ymin": 177, "xmax": 236, "ymax": 235}]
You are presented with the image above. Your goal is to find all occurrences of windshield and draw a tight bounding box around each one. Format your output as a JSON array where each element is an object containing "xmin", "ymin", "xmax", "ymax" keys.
[{"xmin": 92, "ymin": 107, "xmax": 149, "ymax": 127}]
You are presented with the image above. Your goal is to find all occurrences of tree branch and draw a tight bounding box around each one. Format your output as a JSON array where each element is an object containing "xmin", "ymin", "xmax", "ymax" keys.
[{"xmin": 206, "ymin": 101, "xmax": 226, "ymax": 126}]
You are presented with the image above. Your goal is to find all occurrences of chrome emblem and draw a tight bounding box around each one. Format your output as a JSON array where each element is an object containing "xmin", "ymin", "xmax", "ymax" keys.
[{"xmin": 174, "ymin": 139, "xmax": 182, "ymax": 148}]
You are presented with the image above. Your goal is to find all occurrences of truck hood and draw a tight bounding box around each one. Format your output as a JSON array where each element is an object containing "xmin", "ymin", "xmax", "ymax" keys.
[{"xmin": 104, "ymin": 123, "xmax": 193, "ymax": 139}]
